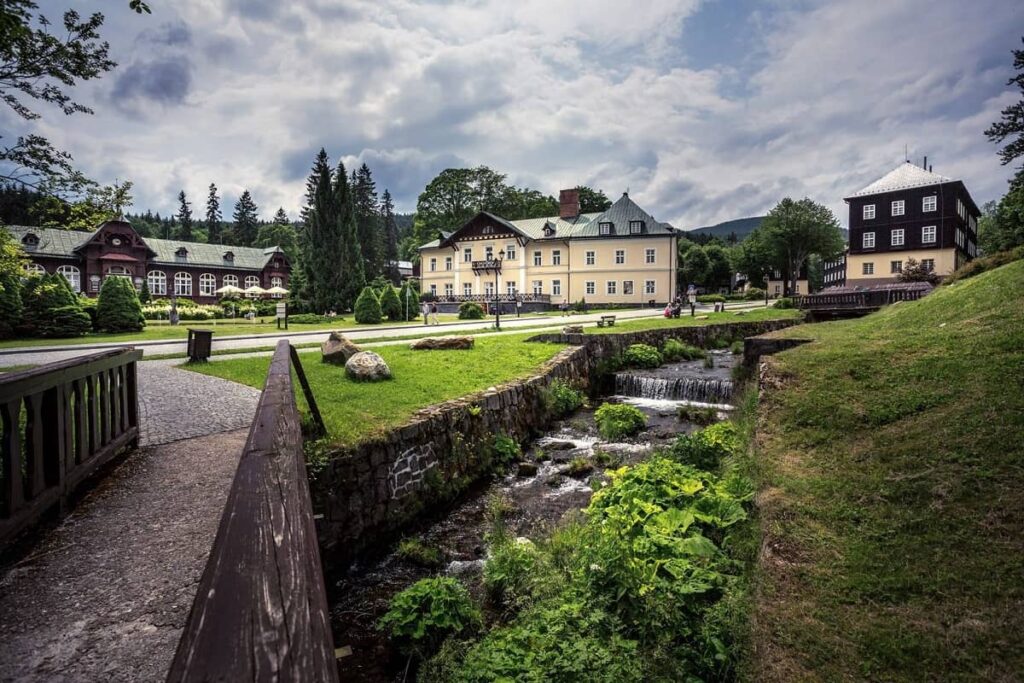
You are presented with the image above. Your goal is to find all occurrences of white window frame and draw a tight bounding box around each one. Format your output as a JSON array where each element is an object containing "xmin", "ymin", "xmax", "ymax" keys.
[
  {"xmin": 862, "ymin": 262, "xmax": 874, "ymax": 275},
  {"xmin": 270, "ymin": 275, "xmax": 284, "ymax": 297},
  {"xmin": 615, "ymin": 250, "xmax": 625, "ymax": 265},
  {"xmin": 606, "ymin": 280, "xmax": 617, "ymax": 295},
  {"xmin": 484, "ymin": 281, "xmax": 494, "ymax": 297},
  {"xmin": 485, "ymin": 246, "xmax": 493, "ymax": 260},
  {"xmin": 890, "ymin": 260, "xmax": 902, "ymax": 274},
  {"xmin": 463, "ymin": 283, "xmax": 472, "ymax": 296},
  {"xmin": 645, "ymin": 279, "xmax": 656, "ymax": 295},
  {"xmin": 923, "ymin": 195, "xmax": 937, "ymax": 212},
  {"xmin": 645, "ymin": 248, "xmax": 656, "ymax": 264},
  {"xmin": 174, "ymin": 272, "xmax": 192, "ymax": 296},
  {"xmin": 891, "ymin": 229, "xmax": 904, "ymax": 247},
  {"xmin": 223, "ymin": 274, "xmax": 238, "ymax": 288},
  {"xmin": 599, "ymin": 222, "xmax": 612, "ymax": 235},
  {"xmin": 429, "ymin": 284, "xmax": 437, "ymax": 296},
  {"xmin": 57, "ymin": 265, "xmax": 81, "ymax": 292},
  {"xmin": 585, "ymin": 251, "xmax": 595, "ymax": 266},
  {"xmin": 532, "ymin": 280, "xmax": 542, "ymax": 295},
  {"xmin": 552, "ymin": 250, "xmax": 561, "ymax": 266},
  {"xmin": 585, "ymin": 281, "xmax": 595, "ymax": 295},
  {"xmin": 148, "ymin": 270, "xmax": 167, "ymax": 295},
  {"xmin": 863, "ymin": 204, "xmax": 876, "ymax": 220},
  {"xmin": 445, "ymin": 256, "xmax": 452, "ymax": 271},
  {"xmin": 533, "ymin": 251, "xmax": 542, "ymax": 266},
  {"xmin": 429, "ymin": 258, "xmax": 437, "ymax": 272},
  {"xmin": 199, "ymin": 273, "xmax": 217, "ymax": 296},
  {"xmin": 506, "ymin": 282, "xmax": 517, "ymax": 295},
  {"xmin": 922, "ymin": 225, "xmax": 936, "ymax": 243},
  {"xmin": 463, "ymin": 247, "xmax": 472, "ymax": 263},
  {"xmin": 552, "ymin": 279, "xmax": 561, "ymax": 296},
  {"xmin": 622, "ymin": 280, "xmax": 633, "ymax": 295},
  {"xmin": 244, "ymin": 275, "xmax": 260, "ymax": 289},
  {"xmin": 863, "ymin": 232, "xmax": 875, "ymax": 249},
  {"xmin": 921, "ymin": 259, "xmax": 935, "ymax": 272},
  {"xmin": 23, "ymin": 263, "xmax": 45, "ymax": 276},
  {"xmin": 505, "ymin": 244, "xmax": 516, "ymax": 261},
  {"xmin": 629, "ymin": 220, "xmax": 643, "ymax": 234},
  {"xmin": 444, "ymin": 283, "xmax": 453, "ymax": 296},
  {"xmin": 891, "ymin": 200, "xmax": 905, "ymax": 217}
]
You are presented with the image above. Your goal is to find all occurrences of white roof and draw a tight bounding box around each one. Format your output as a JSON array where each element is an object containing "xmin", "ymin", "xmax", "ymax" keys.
[{"xmin": 848, "ymin": 162, "xmax": 954, "ymax": 198}]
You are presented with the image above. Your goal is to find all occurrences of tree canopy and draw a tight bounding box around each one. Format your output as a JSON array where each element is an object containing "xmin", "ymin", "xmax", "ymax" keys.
[
  {"xmin": 752, "ymin": 197, "xmax": 844, "ymax": 295},
  {"xmin": 980, "ymin": 38, "xmax": 1024, "ymax": 254}
]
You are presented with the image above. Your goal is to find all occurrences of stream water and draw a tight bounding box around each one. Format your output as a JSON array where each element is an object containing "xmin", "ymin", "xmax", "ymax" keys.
[{"xmin": 329, "ymin": 351, "xmax": 739, "ymax": 681}]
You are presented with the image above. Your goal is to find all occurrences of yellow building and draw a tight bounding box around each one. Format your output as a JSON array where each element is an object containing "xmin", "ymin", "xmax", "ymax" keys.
[{"xmin": 418, "ymin": 190, "xmax": 679, "ymax": 308}]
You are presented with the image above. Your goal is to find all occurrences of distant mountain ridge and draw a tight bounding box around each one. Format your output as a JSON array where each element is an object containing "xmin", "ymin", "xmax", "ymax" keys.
[{"xmin": 686, "ymin": 215, "xmax": 848, "ymax": 243}]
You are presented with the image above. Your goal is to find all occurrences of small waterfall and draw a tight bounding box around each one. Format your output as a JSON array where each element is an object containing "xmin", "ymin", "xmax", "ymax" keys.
[{"xmin": 615, "ymin": 372, "xmax": 733, "ymax": 404}]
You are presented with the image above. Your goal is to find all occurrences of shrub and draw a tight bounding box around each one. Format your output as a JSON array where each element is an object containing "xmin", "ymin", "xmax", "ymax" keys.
[
  {"xmin": 78, "ymin": 295, "xmax": 98, "ymax": 330},
  {"xmin": 622, "ymin": 343, "xmax": 662, "ymax": 369},
  {"xmin": 353, "ymin": 286, "xmax": 383, "ymax": 324},
  {"xmin": 19, "ymin": 273, "xmax": 90, "ymax": 338},
  {"xmin": 730, "ymin": 340, "xmax": 743, "ymax": 355},
  {"xmin": 662, "ymin": 339, "xmax": 705, "ymax": 362},
  {"xmin": 397, "ymin": 538, "xmax": 443, "ymax": 568},
  {"xmin": 573, "ymin": 298, "xmax": 588, "ymax": 313},
  {"xmin": 544, "ymin": 378, "xmax": 584, "ymax": 417},
  {"xmin": 379, "ymin": 285, "xmax": 403, "ymax": 321},
  {"xmin": 567, "ymin": 456, "xmax": 593, "ymax": 476},
  {"xmin": 378, "ymin": 577, "xmax": 480, "ymax": 655},
  {"xmin": 288, "ymin": 312, "xmax": 332, "ymax": 324},
  {"xmin": 744, "ymin": 287, "xmax": 766, "ymax": 301},
  {"xmin": 0, "ymin": 269, "xmax": 22, "ymax": 339},
  {"xmin": 667, "ymin": 422, "xmax": 740, "ymax": 471},
  {"xmin": 484, "ymin": 537, "xmax": 540, "ymax": 607},
  {"xmin": 96, "ymin": 276, "xmax": 144, "ymax": 332},
  {"xmin": 696, "ymin": 294, "xmax": 726, "ymax": 303},
  {"xmin": 898, "ymin": 257, "xmax": 941, "ymax": 285},
  {"xmin": 138, "ymin": 279, "xmax": 151, "ymax": 304},
  {"xmin": 594, "ymin": 403, "xmax": 647, "ymax": 440},
  {"xmin": 398, "ymin": 281, "xmax": 420, "ymax": 320},
  {"xmin": 773, "ymin": 297, "xmax": 794, "ymax": 309},
  {"xmin": 491, "ymin": 434, "xmax": 522, "ymax": 467},
  {"xmin": 677, "ymin": 405, "xmax": 718, "ymax": 426},
  {"xmin": 458, "ymin": 301, "xmax": 485, "ymax": 319},
  {"xmin": 944, "ymin": 245, "xmax": 1024, "ymax": 284},
  {"xmin": 46, "ymin": 305, "xmax": 92, "ymax": 338}
]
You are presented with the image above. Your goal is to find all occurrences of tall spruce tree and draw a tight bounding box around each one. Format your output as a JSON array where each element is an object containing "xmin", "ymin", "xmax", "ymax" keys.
[
  {"xmin": 232, "ymin": 190, "xmax": 259, "ymax": 246},
  {"xmin": 176, "ymin": 190, "xmax": 193, "ymax": 241},
  {"xmin": 352, "ymin": 163, "xmax": 383, "ymax": 280},
  {"xmin": 273, "ymin": 206, "xmax": 289, "ymax": 224},
  {"xmin": 301, "ymin": 149, "xmax": 342, "ymax": 313},
  {"xmin": 206, "ymin": 183, "xmax": 222, "ymax": 243},
  {"xmin": 336, "ymin": 162, "xmax": 366, "ymax": 309},
  {"xmin": 381, "ymin": 188, "xmax": 400, "ymax": 284}
]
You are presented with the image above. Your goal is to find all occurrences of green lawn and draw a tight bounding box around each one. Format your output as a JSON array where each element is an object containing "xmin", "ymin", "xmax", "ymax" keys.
[
  {"xmin": 184, "ymin": 332, "xmax": 567, "ymax": 446},
  {"xmin": 748, "ymin": 260, "xmax": 1024, "ymax": 681},
  {"xmin": 585, "ymin": 306, "xmax": 801, "ymax": 334}
]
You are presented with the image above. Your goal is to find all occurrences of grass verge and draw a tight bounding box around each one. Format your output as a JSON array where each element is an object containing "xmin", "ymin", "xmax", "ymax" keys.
[
  {"xmin": 748, "ymin": 259, "xmax": 1024, "ymax": 681},
  {"xmin": 585, "ymin": 307, "xmax": 801, "ymax": 334}
]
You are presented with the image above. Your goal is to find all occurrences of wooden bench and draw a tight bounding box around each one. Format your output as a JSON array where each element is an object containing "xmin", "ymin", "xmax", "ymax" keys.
[{"xmin": 596, "ymin": 315, "xmax": 617, "ymax": 328}]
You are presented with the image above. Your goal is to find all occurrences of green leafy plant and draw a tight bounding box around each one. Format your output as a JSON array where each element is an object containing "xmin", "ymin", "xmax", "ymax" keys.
[
  {"xmin": 467, "ymin": 404, "xmax": 482, "ymax": 417},
  {"xmin": 354, "ymin": 286, "xmax": 383, "ymax": 324},
  {"xmin": 398, "ymin": 538, "xmax": 443, "ymax": 568},
  {"xmin": 773, "ymin": 296, "xmax": 794, "ymax": 309},
  {"xmin": 379, "ymin": 285, "xmax": 403, "ymax": 321},
  {"xmin": 594, "ymin": 403, "xmax": 647, "ymax": 440},
  {"xmin": 730, "ymin": 340, "xmax": 744, "ymax": 355},
  {"xmin": 744, "ymin": 287, "xmax": 766, "ymax": 300},
  {"xmin": 97, "ymin": 275, "xmax": 144, "ymax": 332},
  {"xmin": 483, "ymin": 537, "xmax": 540, "ymax": 608},
  {"xmin": 667, "ymin": 422, "xmax": 740, "ymax": 471},
  {"xmin": 697, "ymin": 293, "xmax": 726, "ymax": 303},
  {"xmin": 491, "ymin": 434, "xmax": 522, "ymax": 467},
  {"xmin": 662, "ymin": 338, "xmax": 705, "ymax": 361},
  {"xmin": 567, "ymin": 456, "xmax": 593, "ymax": 477},
  {"xmin": 543, "ymin": 378, "xmax": 585, "ymax": 417},
  {"xmin": 378, "ymin": 577, "xmax": 480, "ymax": 655},
  {"xmin": 622, "ymin": 343, "xmax": 662, "ymax": 369},
  {"xmin": 458, "ymin": 301, "xmax": 485, "ymax": 319},
  {"xmin": 677, "ymin": 405, "xmax": 718, "ymax": 426}
]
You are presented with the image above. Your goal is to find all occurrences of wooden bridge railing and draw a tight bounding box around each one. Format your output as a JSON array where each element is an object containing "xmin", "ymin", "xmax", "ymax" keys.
[
  {"xmin": 797, "ymin": 286, "xmax": 930, "ymax": 310},
  {"xmin": 167, "ymin": 340, "xmax": 336, "ymax": 682},
  {"xmin": 0, "ymin": 348, "xmax": 142, "ymax": 549}
]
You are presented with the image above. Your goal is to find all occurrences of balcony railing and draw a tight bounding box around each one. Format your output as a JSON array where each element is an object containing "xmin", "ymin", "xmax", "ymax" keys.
[
  {"xmin": 421, "ymin": 293, "xmax": 551, "ymax": 304},
  {"xmin": 471, "ymin": 259, "xmax": 503, "ymax": 273}
]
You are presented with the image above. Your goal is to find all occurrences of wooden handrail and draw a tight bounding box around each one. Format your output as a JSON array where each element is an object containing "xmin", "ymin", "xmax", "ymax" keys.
[
  {"xmin": 167, "ymin": 340, "xmax": 337, "ymax": 682},
  {"xmin": 0, "ymin": 348, "xmax": 142, "ymax": 549}
]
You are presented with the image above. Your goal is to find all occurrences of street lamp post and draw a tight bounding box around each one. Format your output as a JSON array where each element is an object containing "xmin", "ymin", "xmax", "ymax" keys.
[{"xmin": 494, "ymin": 249, "xmax": 505, "ymax": 330}]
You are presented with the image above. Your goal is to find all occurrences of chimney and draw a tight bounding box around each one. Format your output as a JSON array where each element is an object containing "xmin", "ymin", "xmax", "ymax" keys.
[
  {"xmin": 923, "ymin": 155, "xmax": 928, "ymax": 170},
  {"xmin": 559, "ymin": 189, "xmax": 580, "ymax": 219}
]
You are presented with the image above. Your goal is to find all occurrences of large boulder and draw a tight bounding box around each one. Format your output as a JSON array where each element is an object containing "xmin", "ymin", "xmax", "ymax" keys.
[
  {"xmin": 322, "ymin": 331, "xmax": 361, "ymax": 364},
  {"xmin": 562, "ymin": 325, "xmax": 584, "ymax": 334},
  {"xmin": 345, "ymin": 351, "xmax": 392, "ymax": 382},
  {"xmin": 409, "ymin": 336, "xmax": 474, "ymax": 350}
]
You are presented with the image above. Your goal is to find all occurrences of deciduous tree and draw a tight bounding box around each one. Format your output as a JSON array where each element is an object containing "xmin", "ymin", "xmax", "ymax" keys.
[{"xmin": 758, "ymin": 197, "xmax": 844, "ymax": 296}]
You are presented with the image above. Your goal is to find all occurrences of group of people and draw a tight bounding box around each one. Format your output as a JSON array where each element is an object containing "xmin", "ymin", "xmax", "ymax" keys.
[{"xmin": 420, "ymin": 301, "xmax": 440, "ymax": 325}]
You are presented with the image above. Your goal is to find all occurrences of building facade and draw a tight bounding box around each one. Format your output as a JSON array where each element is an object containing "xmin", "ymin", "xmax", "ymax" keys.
[
  {"xmin": 418, "ymin": 190, "xmax": 679, "ymax": 308},
  {"xmin": 6, "ymin": 220, "xmax": 290, "ymax": 302},
  {"xmin": 822, "ymin": 250, "xmax": 848, "ymax": 288},
  {"xmin": 844, "ymin": 161, "xmax": 978, "ymax": 286}
]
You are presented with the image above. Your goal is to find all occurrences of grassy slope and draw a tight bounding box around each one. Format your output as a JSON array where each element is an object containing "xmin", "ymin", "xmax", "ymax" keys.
[
  {"xmin": 185, "ymin": 332, "xmax": 566, "ymax": 446},
  {"xmin": 750, "ymin": 260, "xmax": 1024, "ymax": 681},
  {"xmin": 586, "ymin": 306, "xmax": 801, "ymax": 334}
]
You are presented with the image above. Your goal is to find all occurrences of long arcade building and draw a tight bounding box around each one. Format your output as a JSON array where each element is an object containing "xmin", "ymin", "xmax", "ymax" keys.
[
  {"xmin": 5, "ymin": 220, "xmax": 290, "ymax": 302},
  {"xmin": 418, "ymin": 190, "xmax": 679, "ymax": 308}
]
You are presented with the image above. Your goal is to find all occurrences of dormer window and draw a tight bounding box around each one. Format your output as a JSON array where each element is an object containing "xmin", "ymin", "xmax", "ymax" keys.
[
  {"xmin": 21, "ymin": 233, "xmax": 39, "ymax": 250},
  {"xmin": 175, "ymin": 247, "xmax": 188, "ymax": 258},
  {"xmin": 223, "ymin": 251, "xmax": 234, "ymax": 262},
  {"xmin": 482, "ymin": 225, "xmax": 494, "ymax": 235},
  {"xmin": 599, "ymin": 222, "xmax": 613, "ymax": 235},
  {"xmin": 629, "ymin": 220, "xmax": 644, "ymax": 234},
  {"xmin": 542, "ymin": 221, "xmax": 556, "ymax": 237}
]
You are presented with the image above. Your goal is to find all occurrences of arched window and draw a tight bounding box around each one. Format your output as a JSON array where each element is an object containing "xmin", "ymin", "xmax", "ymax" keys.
[
  {"xmin": 174, "ymin": 272, "xmax": 192, "ymax": 296},
  {"xmin": 199, "ymin": 273, "xmax": 216, "ymax": 296},
  {"xmin": 270, "ymin": 276, "xmax": 284, "ymax": 298},
  {"xmin": 23, "ymin": 263, "xmax": 45, "ymax": 276},
  {"xmin": 56, "ymin": 265, "xmax": 81, "ymax": 292},
  {"xmin": 148, "ymin": 270, "xmax": 167, "ymax": 295},
  {"xmin": 244, "ymin": 275, "xmax": 260, "ymax": 288},
  {"xmin": 223, "ymin": 274, "xmax": 238, "ymax": 288}
]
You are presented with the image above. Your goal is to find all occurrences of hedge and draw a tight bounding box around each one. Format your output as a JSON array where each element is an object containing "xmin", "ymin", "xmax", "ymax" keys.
[
  {"xmin": 354, "ymin": 286, "xmax": 383, "ymax": 324},
  {"xmin": 19, "ymin": 273, "xmax": 90, "ymax": 338},
  {"xmin": 97, "ymin": 276, "xmax": 145, "ymax": 332}
]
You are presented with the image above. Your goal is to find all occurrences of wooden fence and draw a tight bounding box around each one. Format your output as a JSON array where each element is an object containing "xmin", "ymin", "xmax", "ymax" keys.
[
  {"xmin": 0, "ymin": 348, "xmax": 142, "ymax": 549},
  {"xmin": 167, "ymin": 340, "xmax": 336, "ymax": 682},
  {"xmin": 796, "ymin": 286, "xmax": 930, "ymax": 311}
]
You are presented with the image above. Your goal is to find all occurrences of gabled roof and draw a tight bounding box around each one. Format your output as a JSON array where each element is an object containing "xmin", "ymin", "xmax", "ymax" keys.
[
  {"xmin": 4, "ymin": 225, "xmax": 90, "ymax": 259},
  {"xmin": 847, "ymin": 162, "xmax": 954, "ymax": 199},
  {"xmin": 575, "ymin": 192, "xmax": 676, "ymax": 238}
]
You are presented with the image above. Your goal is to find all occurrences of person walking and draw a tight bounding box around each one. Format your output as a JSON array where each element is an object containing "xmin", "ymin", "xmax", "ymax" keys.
[
  {"xmin": 430, "ymin": 302, "xmax": 439, "ymax": 325},
  {"xmin": 421, "ymin": 301, "xmax": 430, "ymax": 325}
]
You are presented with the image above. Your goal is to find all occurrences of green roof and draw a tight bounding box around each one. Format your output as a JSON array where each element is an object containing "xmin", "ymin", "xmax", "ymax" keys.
[{"xmin": 4, "ymin": 225, "xmax": 281, "ymax": 271}]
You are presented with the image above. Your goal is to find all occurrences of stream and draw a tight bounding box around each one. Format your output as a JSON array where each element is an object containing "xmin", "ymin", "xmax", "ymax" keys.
[{"xmin": 330, "ymin": 350, "xmax": 738, "ymax": 681}]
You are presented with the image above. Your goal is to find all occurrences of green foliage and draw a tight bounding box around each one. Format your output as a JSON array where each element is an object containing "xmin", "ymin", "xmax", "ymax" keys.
[
  {"xmin": 491, "ymin": 434, "xmax": 522, "ymax": 467},
  {"xmin": 255, "ymin": 221, "xmax": 299, "ymax": 264},
  {"xmin": 353, "ymin": 286, "xmax": 382, "ymax": 324},
  {"xmin": 398, "ymin": 280, "xmax": 420, "ymax": 320},
  {"xmin": 730, "ymin": 340, "xmax": 744, "ymax": 355},
  {"xmin": 668, "ymin": 422, "xmax": 740, "ymax": 471},
  {"xmin": 744, "ymin": 287, "xmax": 766, "ymax": 300},
  {"xmin": 458, "ymin": 301, "xmax": 485, "ymax": 319},
  {"xmin": 137, "ymin": 278, "xmax": 151, "ymax": 304},
  {"xmin": 945, "ymin": 245, "xmax": 1024, "ymax": 284},
  {"xmin": 543, "ymin": 378, "xmax": 584, "ymax": 417},
  {"xmin": 47, "ymin": 305, "xmax": 92, "ymax": 337},
  {"xmin": 378, "ymin": 285, "xmax": 403, "ymax": 321},
  {"xmin": 703, "ymin": 354, "xmax": 715, "ymax": 369},
  {"xmin": 662, "ymin": 338, "xmax": 705, "ymax": 361},
  {"xmin": 567, "ymin": 456, "xmax": 593, "ymax": 477},
  {"xmin": 378, "ymin": 577, "xmax": 480, "ymax": 655},
  {"xmin": 77, "ymin": 294, "xmax": 97, "ymax": 330},
  {"xmin": 19, "ymin": 273, "xmax": 90, "ymax": 337},
  {"xmin": 573, "ymin": 297, "xmax": 587, "ymax": 312},
  {"xmin": 746, "ymin": 197, "xmax": 844, "ymax": 293},
  {"xmin": 697, "ymin": 293, "xmax": 726, "ymax": 303},
  {"xmin": 594, "ymin": 403, "xmax": 647, "ymax": 440},
  {"xmin": 96, "ymin": 276, "xmax": 144, "ymax": 332},
  {"xmin": 397, "ymin": 538, "xmax": 443, "ymax": 568},
  {"xmin": 0, "ymin": 230, "xmax": 24, "ymax": 338},
  {"xmin": 483, "ymin": 537, "xmax": 540, "ymax": 608},
  {"xmin": 677, "ymin": 405, "xmax": 718, "ymax": 426},
  {"xmin": 773, "ymin": 296, "xmax": 794, "ymax": 309},
  {"xmin": 897, "ymin": 257, "xmax": 941, "ymax": 284},
  {"xmin": 622, "ymin": 343, "xmax": 662, "ymax": 368}
]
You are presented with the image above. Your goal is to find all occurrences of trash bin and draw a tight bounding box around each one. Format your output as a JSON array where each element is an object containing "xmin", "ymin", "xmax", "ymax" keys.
[{"xmin": 187, "ymin": 328, "xmax": 213, "ymax": 362}]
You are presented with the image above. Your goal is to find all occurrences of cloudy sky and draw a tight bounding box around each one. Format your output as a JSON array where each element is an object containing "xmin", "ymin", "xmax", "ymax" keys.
[{"xmin": 18, "ymin": 0, "xmax": 1023, "ymax": 228}]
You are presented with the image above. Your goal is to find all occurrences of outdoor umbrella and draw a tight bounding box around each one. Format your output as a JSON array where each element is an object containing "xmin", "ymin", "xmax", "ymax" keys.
[
  {"xmin": 244, "ymin": 285, "xmax": 267, "ymax": 297},
  {"xmin": 265, "ymin": 286, "xmax": 289, "ymax": 296},
  {"xmin": 215, "ymin": 284, "xmax": 244, "ymax": 295}
]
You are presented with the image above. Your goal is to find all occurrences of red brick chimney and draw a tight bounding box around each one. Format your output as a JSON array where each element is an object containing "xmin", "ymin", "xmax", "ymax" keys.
[{"xmin": 559, "ymin": 189, "xmax": 580, "ymax": 219}]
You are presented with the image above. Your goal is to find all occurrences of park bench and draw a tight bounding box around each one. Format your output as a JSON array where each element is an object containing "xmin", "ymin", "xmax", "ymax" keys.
[{"xmin": 596, "ymin": 315, "xmax": 617, "ymax": 328}]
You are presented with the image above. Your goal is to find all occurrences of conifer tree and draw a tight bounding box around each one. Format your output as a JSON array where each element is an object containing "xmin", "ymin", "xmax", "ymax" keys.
[
  {"xmin": 232, "ymin": 190, "xmax": 259, "ymax": 246},
  {"xmin": 353, "ymin": 163, "xmax": 383, "ymax": 280},
  {"xmin": 176, "ymin": 190, "xmax": 193, "ymax": 241},
  {"xmin": 301, "ymin": 149, "xmax": 342, "ymax": 313},
  {"xmin": 273, "ymin": 207, "xmax": 289, "ymax": 224},
  {"xmin": 206, "ymin": 183, "xmax": 222, "ymax": 243},
  {"xmin": 336, "ymin": 162, "xmax": 366, "ymax": 309},
  {"xmin": 381, "ymin": 188, "xmax": 400, "ymax": 284}
]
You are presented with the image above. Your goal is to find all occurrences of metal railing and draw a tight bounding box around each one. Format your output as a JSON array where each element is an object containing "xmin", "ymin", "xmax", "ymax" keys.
[
  {"xmin": 421, "ymin": 293, "xmax": 552, "ymax": 304},
  {"xmin": 167, "ymin": 340, "xmax": 335, "ymax": 682},
  {"xmin": 0, "ymin": 348, "xmax": 142, "ymax": 549}
]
